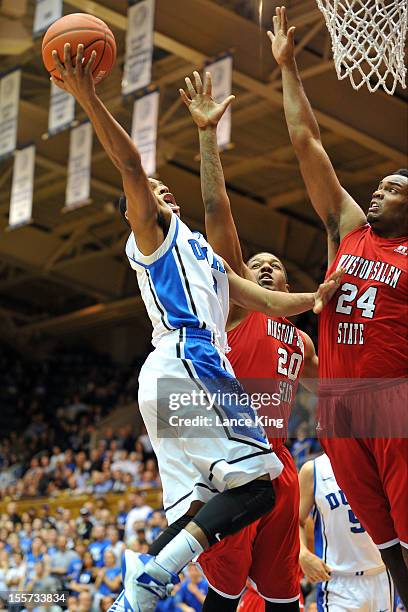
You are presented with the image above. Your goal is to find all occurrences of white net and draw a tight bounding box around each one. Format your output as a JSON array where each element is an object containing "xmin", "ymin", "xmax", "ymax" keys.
[{"xmin": 316, "ymin": 0, "xmax": 408, "ymax": 95}]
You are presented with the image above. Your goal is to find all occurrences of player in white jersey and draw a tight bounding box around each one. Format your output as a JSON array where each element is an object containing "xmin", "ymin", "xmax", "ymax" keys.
[
  {"xmin": 299, "ymin": 454, "xmax": 394, "ymax": 611},
  {"xmin": 51, "ymin": 45, "xmax": 342, "ymax": 612}
]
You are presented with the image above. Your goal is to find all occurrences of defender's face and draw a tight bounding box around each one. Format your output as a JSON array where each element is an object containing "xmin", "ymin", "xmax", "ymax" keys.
[
  {"xmin": 148, "ymin": 178, "xmax": 180, "ymax": 216},
  {"xmin": 367, "ymin": 174, "xmax": 408, "ymax": 234},
  {"xmin": 247, "ymin": 253, "xmax": 289, "ymax": 292}
]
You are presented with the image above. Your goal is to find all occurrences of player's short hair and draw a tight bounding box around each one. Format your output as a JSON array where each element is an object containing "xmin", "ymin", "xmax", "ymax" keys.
[
  {"xmin": 118, "ymin": 194, "xmax": 130, "ymax": 227},
  {"xmin": 392, "ymin": 168, "xmax": 408, "ymax": 179}
]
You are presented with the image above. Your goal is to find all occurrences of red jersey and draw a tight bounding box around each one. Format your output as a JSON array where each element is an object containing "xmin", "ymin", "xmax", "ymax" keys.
[
  {"xmin": 227, "ymin": 310, "xmax": 305, "ymax": 449},
  {"xmin": 319, "ymin": 225, "xmax": 408, "ymax": 379}
]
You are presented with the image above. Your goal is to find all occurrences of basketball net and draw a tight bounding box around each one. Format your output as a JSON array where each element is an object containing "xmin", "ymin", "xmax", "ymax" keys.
[{"xmin": 316, "ymin": 0, "xmax": 407, "ymax": 94}]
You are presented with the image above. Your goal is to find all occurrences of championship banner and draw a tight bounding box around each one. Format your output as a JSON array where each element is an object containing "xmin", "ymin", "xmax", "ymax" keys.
[
  {"xmin": 65, "ymin": 122, "xmax": 93, "ymax": 210},
  {"xmin": 48, "ymin": 81, "xmax": 75, "ymax": 136},
  {"xmin": 0, "ymin": 69, "xmax": 21, "ymax": 161},
  {"xmin": 206, "ymin": 55, "xmax": 233, "ymax": 149},
  {"xmin": 122, "ymin": 0, "xmax": 155, "ymax": 96},
  {"xmin": 131, "ymin": 89, "xmax": 159, "ymax": 176},
  {"xmin": 8, "ymin": 145, "xmax": 35, "ymax": 229},
  {"xmin": 33, "ymin": 0, "xmax": 63, "ymax": 38}
]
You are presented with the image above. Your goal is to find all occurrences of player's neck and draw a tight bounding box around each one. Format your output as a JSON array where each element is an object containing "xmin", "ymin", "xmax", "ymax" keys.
[{"xmin": 372, "ymin": 226, "xmax": 408, "ymax": 239}]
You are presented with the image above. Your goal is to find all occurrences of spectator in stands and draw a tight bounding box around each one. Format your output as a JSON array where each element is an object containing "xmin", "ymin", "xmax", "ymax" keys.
[
  {"xmin": 68, "ymin": 550, "xmax": 95, "ymax": 597},
  {"xmin": 94, "ymin": 549, "xmax": 121, "ymax": 607},
  {"xmin": 289, "ymin": 421, "xmax": 321, "ymax": 469},
  {"xmin": 49, "ymin": 535, "xmax": 78, "ymax": 582},
  {"xmin": 124, "ymin": 493, "xmax": 152, "ymax": 543},
  {"xmin": 88, "ymin": 526, "xmax": 110, "ymax": 568},
  {"xmin": 100, "ymin": 595, "xmax": 115, "ymax": 611},
  {"xmin": 5, "ymin": 551, "xmax": 26, "ymax": 591},
  {"xmin": 26, "ymin": 560, "xmax": 61, "ymax": 593},
  {"xmin": 173, "ymin": 564, "xmax": 208, "ymax": 612},
  {"xmin": 106, "ymin": 526, "xmax": 124, "ymax": 566},
  {"xmin": 77, "ymin": 591, "xmax": 93, "ymax": 612}
]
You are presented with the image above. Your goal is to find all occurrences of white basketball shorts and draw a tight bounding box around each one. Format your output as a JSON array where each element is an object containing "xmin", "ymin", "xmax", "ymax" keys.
[
  {"xmin": 317, "ymin": 569, "xmax": 394, "ymax": 611},
  {"xmin": 138, "ymin": 327, "xmax": 283, "ymax": 524}
]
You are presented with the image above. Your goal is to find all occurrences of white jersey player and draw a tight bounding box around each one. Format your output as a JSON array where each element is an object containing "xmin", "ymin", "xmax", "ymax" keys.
[
  {"xmin": 51, "ymin": 44, "xmax": 342, "ymax": 612},
  {"xmin": 299, "ymin": 453, "xmax": 394, "ymax": 611}
]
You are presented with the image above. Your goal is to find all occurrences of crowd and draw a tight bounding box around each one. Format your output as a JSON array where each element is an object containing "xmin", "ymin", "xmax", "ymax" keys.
[
  {"xmin": 0, "ymin": 494, "xmax": 209, "ymax": 612},
  {"xmin": 0, "ymin": 340, "xmax": 324, "ymax": 611}
]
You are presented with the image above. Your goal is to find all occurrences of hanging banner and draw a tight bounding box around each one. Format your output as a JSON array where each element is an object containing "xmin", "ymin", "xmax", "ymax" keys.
[
  {"xmin": 131, "ymin": 90, "xmax": 159, "ymax": 176},
  {"xmin": 9, "ymin": 145, "xmax": 35, "ymax": 228},
  {"xmin": 0, "ymin": 69, "xmax": 21, "ymax": 161},
  {"xmin": 65, "ymin": 122, "xmax": 93, "ymax": 210},
  {"xmin": 206, "ymin": 55, "xmax": 233, "ymax": 149},
  {"xmin": 122, "ymin": 0, "xmax": 155, "ymax": 96},
  {"xmin": 33, "ymin": 0, "xmax": 63, "ymax": 38},
  {"xmin": 48, "ymin": 81, "xmax": 75, "ymax": 136}
]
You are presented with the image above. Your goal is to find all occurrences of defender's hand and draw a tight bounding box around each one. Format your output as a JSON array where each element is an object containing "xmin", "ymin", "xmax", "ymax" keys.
[
  {"xmin": 51, "ymin": 43, "xmax": 96, "ymax": 105},
  {"xmin": 179, "ymin": 70, "xmax": 235, "ymax": 129},
  {"xmin": 313, "ymin": 268, "xmax": 343, "ymax": 314},
  {"xmin": 267, "ymin": 6, "xmax": 296, "ymax": 67}
]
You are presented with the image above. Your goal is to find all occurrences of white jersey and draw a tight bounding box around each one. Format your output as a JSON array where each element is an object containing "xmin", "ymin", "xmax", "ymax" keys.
[
  {"xmin": 125, "ymin": 214, "xmax": 229, "ymax": 350},
  {"xmin": 313, "ymin": 454, "xmax": 385, "ymax": 574}
]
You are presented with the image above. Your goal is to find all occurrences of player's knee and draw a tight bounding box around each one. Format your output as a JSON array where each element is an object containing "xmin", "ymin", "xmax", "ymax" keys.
[{"xmin": 192, "ymin": 478, "xmax": 275, "ymax": 546}]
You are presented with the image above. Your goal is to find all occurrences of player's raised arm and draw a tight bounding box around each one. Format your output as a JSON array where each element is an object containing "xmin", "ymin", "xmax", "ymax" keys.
[
  {"xmin": 226, "ymin": 261, "xmax": 343, "ymax": 316},
  {"xmin": 180, "ymin": 72, "xmax": 251, "ymax": 279},
  {"xmin": 268, "ymin": 7, "xmax": 366, "ymax": 250},
  {"xmin": 298, "ymin": 461, "xmax": 332, "ymax": 583},
  {"xmin": 51, "ymin": 43, "xmax": 167, "ymax": 254}
]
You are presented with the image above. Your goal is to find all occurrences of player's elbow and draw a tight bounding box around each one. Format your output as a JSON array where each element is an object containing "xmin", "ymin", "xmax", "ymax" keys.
[
  {"xmin": 289, "ymin": 127, "xmax": 321, "ymax": 155},
  {"xmin": 116, "ymin": 152, "xmax": 143, "ymax": 176}
]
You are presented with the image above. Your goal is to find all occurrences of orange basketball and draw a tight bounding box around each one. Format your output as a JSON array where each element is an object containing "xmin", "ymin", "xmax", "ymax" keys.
[{"xmin": 42, "ymin": 13, "xmax": 116, "ymax": 84}]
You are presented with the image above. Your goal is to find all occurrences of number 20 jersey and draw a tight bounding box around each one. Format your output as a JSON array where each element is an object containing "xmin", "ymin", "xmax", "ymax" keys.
[{"xmin": 319, "ymin": 224, "xmax": 408, "ymax": 379}]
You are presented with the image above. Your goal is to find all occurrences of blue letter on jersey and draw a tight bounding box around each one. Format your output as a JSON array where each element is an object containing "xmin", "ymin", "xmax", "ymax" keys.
[{"xmin": 188, "ymin": 239, "xmax": 207, "ymax": 261}]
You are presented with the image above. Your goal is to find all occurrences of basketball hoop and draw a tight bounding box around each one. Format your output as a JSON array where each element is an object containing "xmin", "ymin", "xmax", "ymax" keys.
[{"xmin": 316, "ymin": 0, "xmax": 407, "ymax": 95}]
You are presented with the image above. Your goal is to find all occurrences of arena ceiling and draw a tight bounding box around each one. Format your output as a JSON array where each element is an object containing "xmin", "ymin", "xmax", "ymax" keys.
[{"xmin": 0, "ymin": 0, "xmax": 407, "ymax": 345}]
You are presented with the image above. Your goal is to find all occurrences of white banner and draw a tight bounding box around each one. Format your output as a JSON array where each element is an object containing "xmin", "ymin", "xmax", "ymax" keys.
[
  {"xmin": 206, "ymin": 56, "xmax": 233, "ymax": 149},
  {"xmin": 0, "ymin": 70, "xmax": 21, "ymax": 161},
  {"xmin": 122, "ymin": 0, "xmax": 155, "ymax": 96},
  {"xmin": 65, "ymin": 122, "xmax": 93, "ymax": 209},
  {"xmin": 33, "ymin": 0, "xmax": 63, "ymax": 38},
  {"xmin": 9, "ymin": 145, "xmax": 35, "ymax": 228},
  {"xmin": 131, "ymin": 90, "xmax": 159, "ymax": 176},
  {"xmin": 48, "ymin": 81, "xmax": 75, "ymax": 136}
]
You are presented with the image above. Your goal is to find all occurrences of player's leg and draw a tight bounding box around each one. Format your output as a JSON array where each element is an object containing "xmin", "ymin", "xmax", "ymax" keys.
[
  {"xmin": 320, "ymin": 437, "xmax": 408, "ymax": 605},
  {"xmin": 249, "ymin": 447, "xmax": 301, "ymax": 611},
  {"xmin": 202, "ymin": 589, "xmax": 241, "ymax": 611}
]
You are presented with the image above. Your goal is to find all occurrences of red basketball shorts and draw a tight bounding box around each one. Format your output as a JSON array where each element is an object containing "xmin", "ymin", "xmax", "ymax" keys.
[{"xmin": 198, "ymin": 445, "xmax": 301, "ymax": 602}]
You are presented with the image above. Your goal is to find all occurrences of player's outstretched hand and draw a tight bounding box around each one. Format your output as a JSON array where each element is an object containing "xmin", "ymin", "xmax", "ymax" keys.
[
  {"xmin": 300, "ymin": 549, "xmax": 332, "ymax": 583},
  {"xmin": 267, "ymin": 6, "xmax": 296, "ymax": 67},
  {"xmin": 51, "ymin": 43, "xmax": 96, "ymax": 104},
  {"xmin": 313, "ymin": 268, "xmax": 343, "ymax": 314},
  {"xmin": 179, "ymin": 70, "xmax": 235, "ymax": 129}
]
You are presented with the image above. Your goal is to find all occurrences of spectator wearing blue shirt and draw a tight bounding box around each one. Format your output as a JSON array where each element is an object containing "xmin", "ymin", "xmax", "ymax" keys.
[
  {"xmin": 68, "ymin": 551, "xmax": 95, "ymax": 596},
  {"xmin": 174, "ymin": 564, "xmax": 208, "ymax": 612},
  {"xmin": 25, "ymin": 537, "xmax": 45, "ymax": 582},
  {"xmin": 290, "ymin": 421, "xmax": 321, "ymax": 469},
  {"xmin": 88, "ymin": 525, "xmax": 110, "ymax": 568},
  {"xmin": 95, "ymin": 550, "xmax": 121, "ymax": 598}
]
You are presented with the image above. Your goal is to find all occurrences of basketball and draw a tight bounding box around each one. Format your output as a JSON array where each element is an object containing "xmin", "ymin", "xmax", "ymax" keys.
[{"xmin": 42, "ymin": 13, "xmax": 116, "ymax": 84}]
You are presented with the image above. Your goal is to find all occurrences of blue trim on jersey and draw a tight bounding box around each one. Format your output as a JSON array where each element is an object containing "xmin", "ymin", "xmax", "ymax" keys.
[
  {"xmin": 148, "ymin": 250, "xmax": 201, "ymax": 329},
  {"xmin": 316, "ymin": 582, "xmax": 324, "ymax": 612},
  {"xmin": 127, "ymin": 216, "xmax": 180, "ymax": 269},
  {"xmin": 314, "ymin": 508, "xmax": 324, "ymax": 559},
  {"xmin": 182, "ymin": 333, "xmax": 269, "ymax": 447}
]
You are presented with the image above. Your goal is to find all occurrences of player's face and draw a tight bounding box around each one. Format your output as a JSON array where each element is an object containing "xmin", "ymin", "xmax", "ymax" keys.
[
  {"xmin": 247, "ymin": 253, "xmax": 289, "ymax": 292},
  {"xmin": 148, "ymin": 178, "xmax": 180, "ymax": 217},
  {"xmin": 367, "ymin": 174, "xmax": 408, "ymax": 236}
]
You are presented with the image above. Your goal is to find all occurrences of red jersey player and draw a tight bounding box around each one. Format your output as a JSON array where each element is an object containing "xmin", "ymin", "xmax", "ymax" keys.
[
  {"xmin": 269, "ymin": 6, "xmax": 408, "ymax": 605},
  {"xmin": 180, "ymin": 71, "xmax": 319, "ymax": 611}
]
